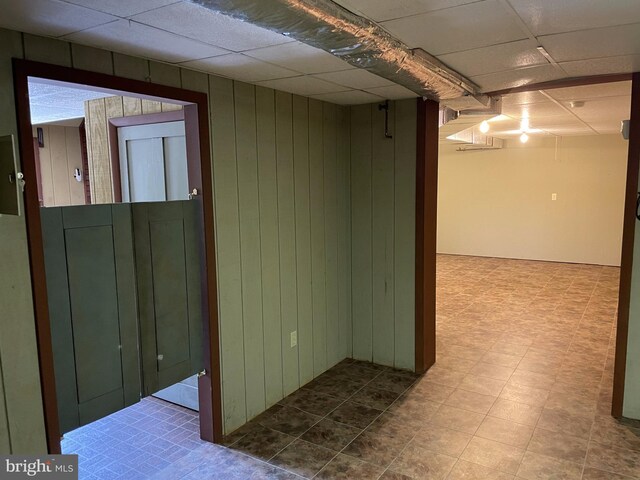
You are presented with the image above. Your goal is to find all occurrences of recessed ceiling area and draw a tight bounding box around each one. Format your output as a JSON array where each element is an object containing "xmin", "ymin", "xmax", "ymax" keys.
[
  {"xmin": 28, "ymin": 79, "xmax": 113, "ymax": 124},
  {"xmin": 445, "ymin": 81, "xmax": 631, "ymax": 142}
]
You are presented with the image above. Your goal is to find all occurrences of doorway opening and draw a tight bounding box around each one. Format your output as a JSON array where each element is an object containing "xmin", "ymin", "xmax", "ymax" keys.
[
  {"xmin": 419, "ymin": 78, "xmax": 636, "ymax": 473},
  {"xmin": 13, "ymin": 60, "xmax": 222, "ymax": 460}
]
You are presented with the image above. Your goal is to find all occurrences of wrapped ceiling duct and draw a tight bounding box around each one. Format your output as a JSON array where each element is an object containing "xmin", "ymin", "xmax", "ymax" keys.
[{"xmin": 193, "ymin": 0, "xmax": 480, "ymax": 102}]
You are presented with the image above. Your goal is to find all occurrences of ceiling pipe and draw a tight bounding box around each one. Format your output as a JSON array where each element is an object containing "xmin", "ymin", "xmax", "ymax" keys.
[{"xmin": 192, "ymin": 0, "xmax": 483, "ymax": 102}]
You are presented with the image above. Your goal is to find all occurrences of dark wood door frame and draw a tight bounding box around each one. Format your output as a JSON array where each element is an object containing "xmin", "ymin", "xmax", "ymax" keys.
[
  {"xmin": 405, "ymin": 75, "xmax": 640, "ymax": 416},
  {"xmin": 613, "ymin": 72, "xmax": 640, "ymax": 418},
  {"xmin": 415, "ymin": 98, "xmax": 439, "ymax": 374},
  {"xmin": 12, "ymin": 59, "xmax": 223, "ymax": 453},
  {"xmin": 108, "ymin": 109, "xmax": 185, "ymax": 203}
]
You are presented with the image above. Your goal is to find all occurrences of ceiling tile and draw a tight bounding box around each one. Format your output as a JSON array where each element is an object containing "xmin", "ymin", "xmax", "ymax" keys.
[
  {"xmin": 64, "ymin": 19, "xmax": 229, "ymax": 64},
  {"xmin": 61, "ymin": 0, "xmax": 177, "ymax": 17},
  {"xmin": 244, "ymin": 42, "xmax": 352, "ymax": 74},
  {"xmin": 547, "ymin": 82, "xmax": 631, "ymax": 102},
  {"xmin": 332, "ymin": 0, "xmax": 482, "ymax": 22},
  {"xmin": 566, "ymin": 96, "xmax": 630, "ymax": 123},
  {"xmin": 380, "ymin": 0, "xmax": 527, "ymax": 55},
  {"xmin": 437, "ymin": 39, "xmax": 547, "ymax": 77},
  {"xmin": 539, "ymin": 24, "xmax": 640, "ymax": 63},
  {"xmin": 559, "ymin": 55, "xmax": 640, "ymax": 77},
  {"xmin": 471, "ymin": 64, "xmax": 566, "ymax": 92},
  {"xmin": 502, "ymin": 101, "xmax": 569, "ymax": 119},
  {"xmin": 539, "ymin": 124, "xmax": 594, "ymax": 135},
  {"xmin": 501, "ymin": 91, "xmax": 550, "ymax": 106},
  {"xmin": 509, "ymin": 0, "xmax": 640, "ymax": 36},
  {"xmin": 0, "ymin": 0, "xmax": 117, "ymax": 37},
  {"xmin": 312, "ymin": 69, "xmax": 395, "ymax": 89},
  {"xmin": 180, "ymin": 54, "xmax": 299, "ymax": 82},
  {"xmin": 590, "ymin": 122, "xmax": 625, "ymax": 134},
  {"xmin": 310, "ymin": 90, "xmax": 384, "ymax": 105},
  {"xmin": 364, "ymin": 84, "xmax": 417, "ymax": 100},
  {"xmin": 132, "ymin": 2, "xmax": 293, "ymax": 52},
  {"xmin": 256, "ymin": 76, "xmax": 349, "ymax": 96}
]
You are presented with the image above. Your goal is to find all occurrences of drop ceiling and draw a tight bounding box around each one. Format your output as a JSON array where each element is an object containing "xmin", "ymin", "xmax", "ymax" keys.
[
  {"xmin": 28, "ymin": 79, "xmax": 112, "ymax": 124},
  {"xmin": 449, "ymin": 81, "xmax": 631, "ymax": 141},
  {"xmin": 0, "ymin": 0, "xmax": 637, "ymax": 136}
]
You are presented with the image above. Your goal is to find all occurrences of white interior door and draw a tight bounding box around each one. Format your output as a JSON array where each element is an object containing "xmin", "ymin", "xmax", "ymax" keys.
[{"xmin": 118, "ymin": 121, "xmax": 188, "ymax": 202}]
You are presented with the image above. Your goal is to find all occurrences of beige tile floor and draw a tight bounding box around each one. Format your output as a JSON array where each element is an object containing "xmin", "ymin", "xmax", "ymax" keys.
[
  {"xmin": 152, "ymin": 254, "xmax": 640, "ymax": 479},
  {"xmin": 431, "ymin": 254, "xmax": 638, "ymax": 480}
]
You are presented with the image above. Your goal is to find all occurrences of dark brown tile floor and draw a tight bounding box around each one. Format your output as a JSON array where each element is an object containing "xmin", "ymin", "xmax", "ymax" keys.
[{"xmin": 73, "ymin": 254, "xmax": 640, "ymax": 479}]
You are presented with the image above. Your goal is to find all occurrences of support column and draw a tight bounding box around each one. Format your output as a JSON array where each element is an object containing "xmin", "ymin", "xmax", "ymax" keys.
[
  {"xmin": 415, "ymin": 98, "xmax": 439, "ymax": 374},
  {"xmin": 614, "ymin": 72, "xmax": 640, "ymax": 418}
]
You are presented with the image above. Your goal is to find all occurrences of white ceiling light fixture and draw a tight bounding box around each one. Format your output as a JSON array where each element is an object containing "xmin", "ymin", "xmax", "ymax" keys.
[
  {"xmin": 520, "ymin": 132, "xmax": 529, "ymax": 143},
  {"xmin": 520, "ymin": 117, "xmax": 530, "ymax": 132},
  {"xmin": 479, "ymin": 120, "xmax": 490, "ymax": 133}
]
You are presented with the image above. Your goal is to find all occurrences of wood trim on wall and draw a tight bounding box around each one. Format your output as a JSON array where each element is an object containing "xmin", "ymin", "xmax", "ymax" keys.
[
  {"xmin": 12, "ymin": 58, "xmax": 223, "ymax": 452},
  {"xmin": 415, "ymin": 98, "xmax": 439, "ymax": 374},
  {"xmin": 108, "ymin": 109, "xmax": 185, "ymax": 203},
  {"xmin": 613, "ymin": 71, "xmax": 640, "ymax": 418}
]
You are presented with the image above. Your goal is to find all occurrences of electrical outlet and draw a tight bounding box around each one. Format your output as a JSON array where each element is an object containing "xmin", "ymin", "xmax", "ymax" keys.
[
  {"xmin": 551, "ymin": 193, "xmax": 557, "ymax": 201},
  {"xmin": 290, "ymin": 331, "xmax": 297, "ymax": 348}
]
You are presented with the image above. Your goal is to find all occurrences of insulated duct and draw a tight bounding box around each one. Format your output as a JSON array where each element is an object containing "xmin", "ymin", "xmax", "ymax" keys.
[{"xmin": 192, "ymin": 0, "xmax": 481, "ymax": 101}]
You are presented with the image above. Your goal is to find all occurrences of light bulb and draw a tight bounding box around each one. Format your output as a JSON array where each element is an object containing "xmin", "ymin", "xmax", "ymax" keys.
[
  {"xmin": 520, "ymin": 132, "xmax": 529, "ymax": 143},
  {"xmin": 479, "ymin": 120, "xmax": 490, "ymax": 134},
  {"xmin": 520, "ymin": 118, "xmax": 530, "ymax": 132}
]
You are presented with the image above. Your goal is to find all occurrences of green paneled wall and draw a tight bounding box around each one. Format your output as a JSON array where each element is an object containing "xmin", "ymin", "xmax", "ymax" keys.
[
  {"xmin": 0, "ymin": 27, "xmax": 419, "ymax": 450},
  {"xmin": 350, "ymin": 100, "xmax": 417, "ymax": 371}
]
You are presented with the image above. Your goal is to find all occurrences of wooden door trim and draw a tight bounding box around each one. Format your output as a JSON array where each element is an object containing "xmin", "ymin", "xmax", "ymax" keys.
[
  {"xmin": 415, "ymin": 98, "xmax": 439, "ymax": 374},
  {"xmin": 12, "ymin": 58, "xmax": 223, "ymax": 452},
  {"xmin": 613, "ymin": 72, "xmax": 640, "ymax": 418},
  {"xmin": 108, "ymin": 109, "xmax": 185, "ymax": 203}
]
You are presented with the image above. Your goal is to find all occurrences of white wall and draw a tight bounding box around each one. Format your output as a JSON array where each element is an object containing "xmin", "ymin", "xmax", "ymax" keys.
[{"xmin": 438, "ymin": 135, "xmax": 628, "ymax": 266}]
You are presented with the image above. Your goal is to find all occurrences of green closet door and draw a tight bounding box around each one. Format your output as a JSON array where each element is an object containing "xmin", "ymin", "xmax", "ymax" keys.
[
  {"xmin": 133, "ymin": 200, "xmax": 204, "ymax": 395},
  {"xmin": 41, "ymin": 205, "xmax": 140, "ymax": 434}
]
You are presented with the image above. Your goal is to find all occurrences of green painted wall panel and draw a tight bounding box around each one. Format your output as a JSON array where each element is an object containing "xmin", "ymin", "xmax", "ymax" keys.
[
  {"xmin": 256, "ymin": 87, "xmax": 284, "ymax": 405},
  {"xmin": 336, "ymin": 106, "xmax": 352, "ymax": 359},
  {"xmin": 309, "ymin": 99, "xmax": 327, "ymax": 376},
  {"xmin": 0, "ymin": 28, "xmax": 47, "ymax": 454},
  {"xmin": 323, "ymin": 103, "xmax": 340, "ymax": 368},
  {"xmin": 350, "ymin": 104, "xmax": 373, "ymax": 361},
  {"xmin": 70, "ymin": 44, "xmax": 113, "ymax": 75},
  {"xmin": 275, "ymin": 91, "xmax": 300, "ymax": 395},
  {"xmin": 372, "ymin": 101, "xmax": 396, "ymax": 366},
  {"xmin": 394, "ymin": 99, "xmax": 417, "ymax": 370},
  {"xmin": 113, "ymin": 53, "xmax": 149, "ymax": 81},
  {"xmin": 292, "ymin": 95, "xmax": 314, "ymax": 385},
  {"xmin": 209, "ymin": 75, "xmax": 247, "ymax": 432},
  {"xmin": 149, "ymin": 61, "xmax": 181, "ymax": 88},
  {"xmin": 350, "ymin": 100, "xmax": 417, "ymax": 371},
  {"xmin": 0, "ymin": 358, "xmax": 10, "ymax": 453},
  {"xmin": 234, "ymin": 82, "xmax": 267, "ymax": 418},
  {"xmin": 23, "ymin": 34, "xmax": 71, "ymax": 66}
]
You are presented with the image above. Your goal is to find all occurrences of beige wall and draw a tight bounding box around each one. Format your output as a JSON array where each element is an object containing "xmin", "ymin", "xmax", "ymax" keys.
[
  {"xmin": 438, "ymin": 135, "xmax": 628, "ymax": 266},
  {"xmin": 33, "ymin": 125, "xmax": 85, "ymax": 207}
]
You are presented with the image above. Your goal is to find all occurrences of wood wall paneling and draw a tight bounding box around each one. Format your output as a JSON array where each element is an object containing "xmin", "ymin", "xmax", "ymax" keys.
[
  {"xmin": 350, "ymin": 104, "xmax": 374, "ymax": 361},
  {"xmin": 256, "ymin": 86, "xmax": 284, "ymax": 407},
  {"xmin": 3, "ymin": 29, "xmax": 49, "ymax": 454},
  {"xmin": 276, "ymin": 91, "xmax": 300, "ymax": 396},
  {"xmin": 394, "ymin": 99, "xmax": 417, "ymax": 370},
  {"xmin": 234, "ymin": 82, "xmax": 266, "ymax": 418},
  {"xmin": 349, "ymin": 100, "xmax": 417, "ymax": 370},
  {"xmin": 292, "ymin": 95, "xmax": 314, "ymax": 385},
  {"xmin": 309, "ymin": 99, "xmax": 328, "ymax": 376},
  {"xmin": 209, "ymin": 75, "xmax": 246, "ymax": 433}
]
